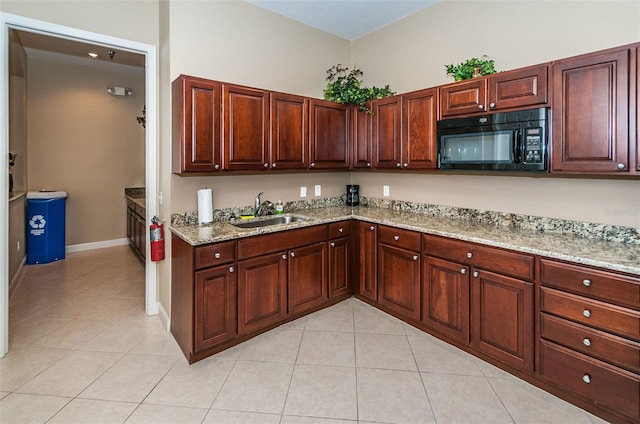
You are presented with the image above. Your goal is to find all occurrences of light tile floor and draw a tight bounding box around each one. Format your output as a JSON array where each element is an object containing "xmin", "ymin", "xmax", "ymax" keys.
[{"xmin": 1, "ymin": 245, "xmax": 609, "ymax": 423}]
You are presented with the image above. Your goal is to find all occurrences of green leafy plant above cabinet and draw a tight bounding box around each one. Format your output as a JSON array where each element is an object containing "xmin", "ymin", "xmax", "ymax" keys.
[
  {"xmin": 445, "ymin": 56, "xmax": 497, "ymax": 81},
  {"xmin": 323, "ymin": 65, "xmax": 395, "ymax": 113}
]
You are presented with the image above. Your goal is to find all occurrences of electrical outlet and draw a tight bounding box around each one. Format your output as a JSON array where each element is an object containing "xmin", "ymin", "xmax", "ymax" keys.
[
  {"xmin": 300, "ymin": 186, "xmax": 307, "ymax": 197},
  {"xmin": 383, "ymin": 185, "xmax": 390, "ymax": 197},
  {"xmin": 314, "ymin": 185, "xmax": 321, "ymax": 196}
]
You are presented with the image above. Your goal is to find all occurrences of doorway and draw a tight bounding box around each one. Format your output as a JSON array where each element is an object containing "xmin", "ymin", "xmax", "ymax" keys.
[{"xmin": 0, "ymin": 12, "xmax": 158, "ymax": 358}]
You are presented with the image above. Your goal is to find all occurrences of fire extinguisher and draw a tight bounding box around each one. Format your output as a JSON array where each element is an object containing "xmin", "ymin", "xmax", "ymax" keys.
[{"xmin": 150, "ymin": 216, "xmax": 165, "ymax": 261}]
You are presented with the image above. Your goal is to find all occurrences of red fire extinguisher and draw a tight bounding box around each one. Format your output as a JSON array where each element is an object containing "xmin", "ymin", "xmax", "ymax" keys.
[{"xmin": 150, "ymin": 216, "xmax": 165, "ymax": 261}]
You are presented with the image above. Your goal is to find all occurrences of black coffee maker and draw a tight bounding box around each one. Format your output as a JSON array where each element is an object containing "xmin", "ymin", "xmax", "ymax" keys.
[{"xmin": 346, "ymin": 184, "xmax": 360, "ymax": 206}]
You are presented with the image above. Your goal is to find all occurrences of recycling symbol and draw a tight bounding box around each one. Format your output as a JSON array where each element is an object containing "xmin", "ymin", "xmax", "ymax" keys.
[{"xmin": 29, "ymin": 214, "xmax": 46, "ymax": 229}]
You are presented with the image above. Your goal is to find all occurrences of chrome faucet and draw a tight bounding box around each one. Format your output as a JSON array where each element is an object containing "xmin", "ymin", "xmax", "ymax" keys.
[
  {"xmin": 255, "ymin": 192, "xmax": 263, "ymax": 215},
  {"xmin": 254, "ymin": 192, "xmax": 274, "ymax": 216}
]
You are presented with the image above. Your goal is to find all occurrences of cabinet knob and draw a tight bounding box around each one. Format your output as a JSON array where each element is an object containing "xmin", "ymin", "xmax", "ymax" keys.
[
  {"xmin": 489, "ymin": 102, "xmax": 496, "ymax": 108},
  {"xmin": 413, "ymin": 255, "xmax": 419, "ymax": 261},
  {"xmin": 396, "ymin": 163, "xmax": 401, "ymax": 168},
  {"xmin": 617, "ymin": 163, "xmax": 625, "ymax": 170},
  {"xmin": 461, "ymin": 268, "xmax": 467, "ymax": 274},
  {"xmin": 339, "ymin": 228, "xmax": 344, "ymax": 233},
  {"xmin": 370, "ymin": 226, "xmax": 375, "ymax": 231},
  {"xmin": 229, "ymin": 266, "xmax": 234, "ymax": 273},
  {"xmin": 272, "ymin": 163, "xmax": 277, "ymax": 168},
  {"xmin": 330, "ymin": 242, "xmax": 336, "ymax": 247},
  {"xmin": 403, "ymin": 163, "xmax": 408, "ymax": 168},
  {"xmin": 290, "ymin": 251, "xmax": 296, "ymax": 258},
  {"xmin": 282, "ymin": 254, "xmax": 287, "ymax": 260},
  {"xmin": 394, "ymin": 235, "xmax": 400, "ymax": 241},
  {"xmin": 583, "ymin": 338, "xmax": 591, "ymax": 347},
  {"xmin": 478, "ymin": 105, "xmax": 484, "ymax": 110},
  {"xmin": 263, "ymin": 163, "xmax": 269, "ymax": 168},
  {"xmin": 214, "ymin": 164, "xmax": 220, "ymax": 170},
  {"xmin": 582, "ymin": 374, "xmax": 591, "ymax": 384},
  {"xmin": 310, "ymin": 163, "xmax": 315, "ymax": 168},
  {"xmin": 466, "ymin": 252, "xmax": 473, "ymax": 259},
  {"xmin": 473, "ymin": 271, "xmax": 479, "ymax": 277},
  {"xmin": 582, "ymin": 279, "xmax": 592, "ymax": 287},
  {"xmin": 214, "ymin": 252, "xmax": 221, "ymax": 259},
  {"xmin": 367, "ymin": 162, "xmax": 371, "ymax": 167},
  {"xmin": 583, "ymin": 309, "xmax": 591, "ymax": 318}
]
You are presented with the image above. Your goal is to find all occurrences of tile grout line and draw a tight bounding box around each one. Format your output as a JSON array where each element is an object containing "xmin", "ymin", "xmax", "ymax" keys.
[{"xmin": 405, "ymin": 330, "xmax": 438, "ymax": 424}]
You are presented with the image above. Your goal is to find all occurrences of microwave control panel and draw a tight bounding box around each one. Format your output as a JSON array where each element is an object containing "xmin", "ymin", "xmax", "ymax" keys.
[{"xmin": 523, "ymin": 127, "xmax": 543, "ymax": 164}]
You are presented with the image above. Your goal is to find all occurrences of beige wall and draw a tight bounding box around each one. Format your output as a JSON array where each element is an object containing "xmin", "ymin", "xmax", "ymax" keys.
[
  {"xmin": 350, "ymin": 0, "xmax": 640, "ymax": 228},
  {"xmin": 27, "ymin": 51, "xmax": 145, "ymax": 245}
]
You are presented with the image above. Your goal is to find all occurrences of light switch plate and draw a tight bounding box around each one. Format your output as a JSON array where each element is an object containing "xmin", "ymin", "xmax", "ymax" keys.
[
  {"xmin": 314, "ymin": 185, "xmax": 321, "ymax": 196},
  {"xmin": 383, "ymin": 185, "xmax": 390, "ymax": 197},
  {"xmin": 300, "ymin": 186, "xmax": 307, "ymax": 197}
]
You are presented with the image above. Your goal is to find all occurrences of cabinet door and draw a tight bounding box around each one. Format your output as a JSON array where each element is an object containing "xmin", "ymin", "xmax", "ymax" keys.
[
  {"xmin": 552, "ymin": 48, "xmax": 630, "ymax": 173},
  {"xmin": 194, "ymin": 264, "xmax": 236, "ymax": 350},
  {"xmin": 329, "ymin": 237, "xmax": 352, "ymax": 298},
  {"xmin": 172, "ymin": 76, "xmax": 222, "ymax": 173},
  {"xmin": 378, "ymin": 244, "xmax": 421, "ymax": 321},
  {"xmin": 636, "ymin": 46, "xmax": 639, "ymax": 172},
  {"xmin": 402, "ymin": 88, "xmax": 438, "ymax": 169},
  {"xmin": 270, "ymin": 92, "xmax": 308, "ymax": 170},
  {"xmin": 237, "ymin": 252, "xmax": 288, "ymax": 335},
  {"xmin": 440, "ymin": 79, "xmax": 486, "ymax": 117},
  {"xmin": 471, "ymin": 269, "xmax": 533, "ymax": 372},
  {"xmin": 373, "ymin": 95, "xmax": 402, "ymax": 169},
  {"xmin": 136, "ymin": 215, "xmax": 146, "ymax": 260},
  {"xmin": 352, "ymin": 107, "xmax": 372, "ymax": 169},
  {"xmin": 309, "ymin": 99, "xmax": 350, "ymax": 169},
  {"xmin": 422, "ymin": 256, "xmax": 470, "ymax": 344},
  {"xmin": 223, "ymin": 84, "xmax": 270, "ymax": 171},
  {"xmin": 126, "ymin": 207, "xmax": 134, "ymax": 246},
  {"xmin": 357, "ymin": 222, "xmax": 377, "ymax": 301},
  {"xmin": 288, "ymin": 241, "xmax": 328, "ymax": 315},
  {"xmin": 487, "ymin": 65, "xmax": 548, "ymax": 111}
]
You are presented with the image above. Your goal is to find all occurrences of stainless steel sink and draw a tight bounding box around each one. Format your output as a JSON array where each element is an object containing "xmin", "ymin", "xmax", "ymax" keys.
[{"xmin": 231, "ymin": 215, "xmax": 308, "ymax": 229}]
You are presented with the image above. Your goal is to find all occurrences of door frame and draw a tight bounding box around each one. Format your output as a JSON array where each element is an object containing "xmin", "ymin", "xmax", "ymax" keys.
[{"xmin": 0, "ymin": 12, "xmax": 159, "ymax": 358}]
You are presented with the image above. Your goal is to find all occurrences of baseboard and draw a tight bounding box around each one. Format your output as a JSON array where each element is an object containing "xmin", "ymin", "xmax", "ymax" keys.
[
  {"xmin": 8, "ymin": 256, "xmax": 26, "ymax": 300},
  {"xmin": 66, "ymin": 238, "xmax": 129, "ymax": 253},
  {"xmin": 157, "ymin": 301, "xmax": 170, "ymax": 332}
]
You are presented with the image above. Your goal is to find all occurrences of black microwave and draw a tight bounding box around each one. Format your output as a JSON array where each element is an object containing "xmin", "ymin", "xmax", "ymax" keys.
[{"xmin": 436, "ymin": 108, "xmax": 549, "ymax": 172}]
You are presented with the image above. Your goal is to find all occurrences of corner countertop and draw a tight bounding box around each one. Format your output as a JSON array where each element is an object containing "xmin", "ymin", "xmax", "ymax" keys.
[
  {"xmin": 125, "ymin": 187, "xmax": 145, "ymax": 210},
  {"xmin": 169, "ymin": 206, "xmax": 640, "ymax": 276}
]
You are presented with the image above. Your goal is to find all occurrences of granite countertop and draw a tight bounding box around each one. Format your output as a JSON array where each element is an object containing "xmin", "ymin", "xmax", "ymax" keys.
[
  {"xmin": 169, "ymin": 205, "xmax": 640, "ymax": 276},
  {"xmin": 125, "ymin": 187, "xmax": 145, "ymax": 210}
]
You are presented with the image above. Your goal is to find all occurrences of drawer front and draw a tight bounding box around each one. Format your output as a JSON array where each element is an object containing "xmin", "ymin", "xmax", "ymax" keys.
[
  {"xmin": 135, "ymin": 203, "xmax": 146, "ymax": 217},
  {"xmin": 378, "ymin": 225, "xmax": 421, "ymax": 251},
  {"xmin": 423, "ymin": 234, "xmax": 469, "ymax": 263},
  {"xmin": 195, "ymin": 241, "xmax": 236, "ymax": 269},
  {"xmin": 329, "ymin": 221, "xmax": 352, "ymax": 239},
  {"xmin": 540, "ymin": 313, "xmax": 640, "ymax": 373},
  {"xmin": 540, "ymin": 287, "xmax": 640, "ymax": 341},
  {"xmin": 540, "ymin": 258, "xmax": 640, "ymax": 310},
  {"xmin": 539, "ymin": 340, "xmax": 640, "ymax": 421},
  {"xmin": 237, "ymin": 225, "xmax": 328, "ymax": 259}
]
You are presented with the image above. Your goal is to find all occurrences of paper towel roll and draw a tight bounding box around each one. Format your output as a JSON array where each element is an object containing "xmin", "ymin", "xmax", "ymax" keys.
[{"xmin": 197, "ymin": 188, "xmax": 213, "ymax": 224}]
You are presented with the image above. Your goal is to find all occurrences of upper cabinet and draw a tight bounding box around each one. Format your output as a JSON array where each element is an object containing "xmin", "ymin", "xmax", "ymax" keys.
[
  {"xmin": 440, "ymin": 64, "xmax": 549, "ymax": 118},
  {"xmin": 352, "ymin": 106, "xmax": 373, "ymax": 169},
  {"xmin": 551, "ymin": 47, "xmax": 631, "ymax": 174},
  {"xmin": 172, "ymin": 75, "xmax": 222, "ymax": 173},
  {"xmin": 270, "ymin": 92, "xmax": 308, "ymax": 170},
  {"xmin": 372, "ymin": 95, "xmax": 403, "ymax": 169},
  {"xmin": 309, "ymin": 99, "xmax": 351, "ymax": 169},
  {"xmin": 402, "ymin": 88, "xmax": 438, "ymax": 169},
  {"xmin": 636, "ymin": 46, "xmax": 639, "ymax": 173}
]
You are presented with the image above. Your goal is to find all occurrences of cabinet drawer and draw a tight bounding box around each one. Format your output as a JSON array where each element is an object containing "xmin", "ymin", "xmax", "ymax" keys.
[
  {"xmin": 540, "ymin": 287, "xmax": 640, "ymax": 341},
  {"xmin": 195, "ymin": 241, "xmax": 236, "ymax": 269},
  {"xmin": 329, "ymin": 221, "xmax": 352, "ymax": 239},
  {"xmin": 237, "ymin": 225, "xmax": 328, "ymax": 259},
  {"xmin": 423, "ymin": 234, "xmax": 534, "ymax": 281},
  {"xmin": 135, "ymin": 203, "xmax": 145, "ymax": 217},
  {"xmin": 540, "ymin": 313, "xmax": 640, "ymax": 373},
  {"xmin": 540, "ymin": 259, "xmax": 640, "ymax": 310},
  {"xmin": 378, "ymin": 225, "xmax": 420, "ymax": 251},
  {"xmin": 539, "ymin": 340, "xmax": 640, "ymax": 421}
]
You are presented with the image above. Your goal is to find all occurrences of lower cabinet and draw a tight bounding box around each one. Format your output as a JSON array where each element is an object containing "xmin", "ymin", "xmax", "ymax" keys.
[
  {"xmin": 126, "ymin": 199, "xmax": 145, "ymax": 260},
  {"xmin": 328, "ymin": 221, "xmax": 352, "ymax": 298},
  {"xmin": 287, "ymin": 241, "xmax": 328, "ymax": 315},
  {"xmin": 195, "ymin": 264, "xmax": 236, "ymax": 350},
  {"xmin": 356, "ymin": 221, "xmax": 377, "ymax": 301}
]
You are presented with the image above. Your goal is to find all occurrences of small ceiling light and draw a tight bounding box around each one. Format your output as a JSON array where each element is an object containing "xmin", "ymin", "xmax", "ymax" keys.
[
  {"xmin": 107, "ymin": 86, "xmax": 133, "ymax": 97},
  {"xmin": 88, "ymin": 52, "xmax": 99, "ymax": 59}
]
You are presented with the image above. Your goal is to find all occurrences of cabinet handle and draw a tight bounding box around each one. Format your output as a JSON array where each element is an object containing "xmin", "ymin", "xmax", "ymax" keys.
[
  {"xmin": 582, "ymin": 374, "xmax": 591, "ymax": 384},
  {"xmin": 582, "ymin": 279, "xmax": 592, "ymax": 287},
  {"xmin": 473, "ymin": 271, "xmax": 479, "ymax": 277},
  {"xmin": 461, "ymin": 268, "xmax": 467, "ymax": 274},
  {"xmin": 214, "ymin": 164, "xmax": 220, "ymax": 170},
  {"xmin": 394, "ymin": 235, "xmax": 400, "ymax": 241},
  {"xmin": 310, "ymin": 163, "xmax": 315, "ymax": 168},
  {"xmin": 263, "ymin": 163, "xmax": 269, "ymax": 168},
  {"xmin": 617, "ymin": 163, "xmax": 625, "ymax": 170},
  {"xmin": 466, "ymin": 252, "xmax": 473, "ymax": 259},
  {"xmin": 330, "ymin": 242, "xmax": 336, "ymax": 247},
  {"xmin": 272, "ymin": 163, "xmax": 277, "ymax": 168},
  {"xmin": 228, "ymin": 266, "xmax": 234, "ymax": 273},
  {"xmin": 396, "ymin": 163, "xmax": 401, "ymax": 168},
  {"xmin": 413, "ymin": 255, "xmax": 419, "ymax": 261},
  {"xmin": 290, "ymin": 252, "xmax": 296, "ymax": 258},
  {"xmin": 214, "ymin": 252, "xmax": 221, "ymax": 259},
  {"xmin": 478, "ymin": 105, "xmax": 484, "ymax": 110},
  {"xmin": 339, "ymin": 228, "xmax": 344, "ymax": 233},
  {"xmin": 282, "ymin": 254, "xmax": 287, "ymax": 260},
  {"xmin": 489, "ymin": 102, "xmax": 496, "ymax": 108},
  {"xmin": 583, "ymin": 338, "xmax": 591, "ymax": 347},
  {"xmin": 403, "ymin": 163, "xmax": 408, "ymax": 168},
  {"xmin": 583, "ymin": 309, "xmax": 591, "ymax": 318},
  {"xmin": 370, "ymin": 226, "xmax": 375, "ymax": 231}
]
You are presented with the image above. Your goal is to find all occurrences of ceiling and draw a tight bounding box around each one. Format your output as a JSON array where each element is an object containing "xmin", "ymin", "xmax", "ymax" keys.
[{"xmin": 246, "ymin": 0, "xmax": 439, "ymax": 40}]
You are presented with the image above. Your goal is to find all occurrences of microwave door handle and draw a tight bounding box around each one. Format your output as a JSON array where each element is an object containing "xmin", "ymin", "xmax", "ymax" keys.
[{"xmin": 513, "ymin": 130, "xmax": 521, "ymax": 163}]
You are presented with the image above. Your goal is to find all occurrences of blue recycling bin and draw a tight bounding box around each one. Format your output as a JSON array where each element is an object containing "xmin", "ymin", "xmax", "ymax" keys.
[{"xmin": 26, "ymin": 191, "xmax": 67, "ymax": 264}]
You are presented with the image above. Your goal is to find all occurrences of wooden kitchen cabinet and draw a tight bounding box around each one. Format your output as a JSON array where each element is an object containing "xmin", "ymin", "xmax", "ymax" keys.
[
  {"xmin": 352, "ymin": 106, "xmax": 372, "ymax": 169},
  {"xmin": 635, "ymin": 45, "xmax": 639, "ymax": 173},
  {"xmin": 288, "ymin": 241, "xmax": 328, "ymax": 314},
  {"xmin": 356, "ymin": 221, "xmax": 377, "ymax": 301},
  {"xmin": 194, "ymin": 264, "xmax": 236, "ymax": 350},
  {"xmin": 223, "ymin": 83, "xmax": 270, "ymax": 171},
  {"xmin": 377, "ymin": 225, "xmax": 421, "ymax": 321},
  {"xmin": 402, "ymin": 88, "xmax": 438, "ymax": 169},
  {"xmin": 270, "ymin": 92, "xmax": 308, "ymax": 170},
  {"xmin": 309, "ymin": 99, "xmax": 350, "ymax": 169},
  {"xmin": 328, "ymin": 221, "xmax": 353, "ymax": 298},
  {"xmin": 551, "ymin": 47, "xmax": 631, "ymax": 173},
  {"xmin": 172, "ymin": 75, "xmax": 222, "ymax": 173},
  {"xmin": 372, "ymin": 95, "xmax": 402, "ymax": 169},
  {"xmin": 440, "ymin": 64, "xmax": 549, "ymax": 118},
  {"xmin": 126, "ymin": 198, "xmax": 145, "ymax": 261}
]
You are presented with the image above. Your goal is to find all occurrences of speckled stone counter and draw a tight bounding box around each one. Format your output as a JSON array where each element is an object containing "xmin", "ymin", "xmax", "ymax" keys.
[
  {"xmin": 169, "ymin": 201, "xmax": 639, "ymax": 276},
  {"xmin": 124, "ymin": 187, "xmax": 145, "ymax": 209}
]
